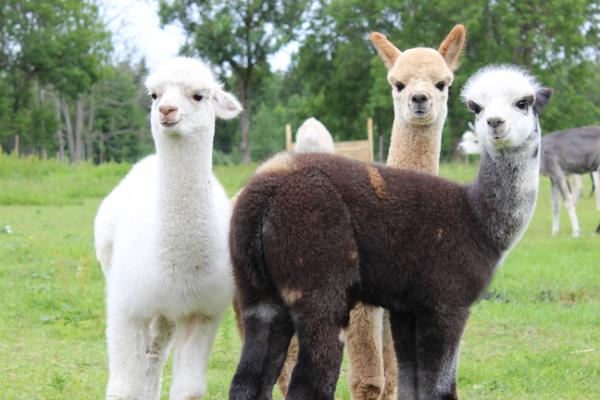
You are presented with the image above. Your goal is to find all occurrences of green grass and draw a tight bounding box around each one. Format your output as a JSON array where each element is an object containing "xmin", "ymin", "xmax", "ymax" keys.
[{"xmin": 0, "ymin": 154, "xmax": 599, "ymax": 399}]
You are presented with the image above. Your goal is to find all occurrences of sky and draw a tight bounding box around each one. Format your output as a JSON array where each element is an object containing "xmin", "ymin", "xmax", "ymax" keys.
[{"xmin": 102, "ymin": 0, "xmax": 294, "ymax": 73}]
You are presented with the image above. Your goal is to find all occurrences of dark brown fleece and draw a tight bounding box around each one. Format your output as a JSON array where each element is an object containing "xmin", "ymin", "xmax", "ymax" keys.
[
  {"xmin": 229, "ymin": 153, "xmax": 500, "ymax": 400},
  {"xmin": 236, "ymin": 154, "xmax": 498, "ymax": 308}
]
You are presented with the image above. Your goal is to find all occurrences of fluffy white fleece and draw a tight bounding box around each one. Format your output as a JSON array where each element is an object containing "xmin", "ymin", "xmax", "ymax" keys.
[{"xmin": 94, "ymin": 57, "xmax": 242, "ymax": 400}]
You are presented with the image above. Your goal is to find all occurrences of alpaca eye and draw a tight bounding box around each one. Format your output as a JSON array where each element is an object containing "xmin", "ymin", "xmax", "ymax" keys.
[
  {"xmin": 395, "ymin": 82, "xmax": 405, "ymax": 92},
  {"xmin": 193, "ymin": 93, "xmax": 204, "ymax": 102},
  {"xmin": 435, "ymin": 81, "xmax": 445, "ymax": 91},
  {"xmin": 516, "ymin": 99, "xmax": 528, "ymax": 110},
  {"xmin": 151, "ymin": 93, "xmax": 157, "ymax": 100},
  {"xmin": 468, "ymin": 101, "xmax": 482, "ymax": 114}
]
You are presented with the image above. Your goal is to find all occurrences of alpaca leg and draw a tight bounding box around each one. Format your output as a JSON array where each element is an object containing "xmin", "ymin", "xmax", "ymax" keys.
[
  {"xmin": 142, "ymin": 316, "xmax": 174, "ymax": 400},
  {"xmin": 558, "ymin": 177, "xmax": 580, "ymax": 237},
  {"xmin": 286, "ymin": 304, "xmax": 346, "ymax": 400},
  {"xmin": 380, "ymin": 311, "xmax": 398, "ymax": 400},
  {"xmin": 414, "ymin": 307, "xmax": 469, "ymax": 400},
  {"xmin": 276, "ymin": 335, "xmax": 298, "ymax": 397},
  {"xmin": 346, "ymin": 303, "xmax": 385, "ymax": 400},
  {"xmin": 389, "ymin": 311, "xmax": 418, "ymax": 400},
  {"xmin": 229, "ymin": 300, "xmax": 294, "ymax": 400},
  {"xmin": 550, "ymin": 179, "xmax": 561, "ymax": 235},
  {"xmin": 592, "ymin": 170, "xmax": 600, "ymax": 210},
  {"xmin": 571, "ymin": 174, "xmax": 583, "ymax": 202},
  {"xmin": 105, "ymin": 310, "xmax": 148, "ymax": 400},
  {"xmin": 170, "ymin": 314, "xmax": 221, "ymax": 400},
  {"xmin": 233, "ymin": 293, "xmax": 245, "ymax": 337},
  {"xmin": 236, "ymin": 291, "xmax": 297, "ymax": 398}
]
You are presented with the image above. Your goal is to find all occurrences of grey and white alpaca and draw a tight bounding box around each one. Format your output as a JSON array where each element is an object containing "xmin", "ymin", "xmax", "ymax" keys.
[
  {"xmin": 228, "ymin": 65, "xmax": 551, "ymax": 400},
  {"xmin": 540, "ymin": 126, "xmax": 600, "ymax": 236}
]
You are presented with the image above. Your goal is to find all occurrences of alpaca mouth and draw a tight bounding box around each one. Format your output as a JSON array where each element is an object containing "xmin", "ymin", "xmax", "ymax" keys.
[
  {"xmin": 408, "ymin": 109, "xmax": 433, "ymax": 125},
  {"xmin": 161, "ymin": 119, "xmax": 180, "ymax": 127},
  {"xmin": 409, "ymin": 106, "xmax": 432, "ymax": 119},
  {"xmin": 491, "ymin": 129, "xmax": 508, "ymax": 140}
]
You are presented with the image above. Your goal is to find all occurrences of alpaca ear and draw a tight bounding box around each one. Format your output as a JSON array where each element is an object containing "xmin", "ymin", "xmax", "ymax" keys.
[
  {"xmin": 213, "ymin": 87, "xmax": 243, "ymax": 120},
  {"xmin": 438, "ymin": 24, "xmax": 466, "ymax": 71},
  {"xmin": 534, "ymin": 87, "xmax": 553, "ymax": 114},
  {"xmin": 370, "ymin": 32, "xmax": 402, "ymax": 70}
]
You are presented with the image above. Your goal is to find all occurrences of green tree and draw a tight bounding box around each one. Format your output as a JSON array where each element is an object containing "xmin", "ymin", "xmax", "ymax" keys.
[
  {"xmin": 159, "ymin": 0, "xmax": 308, "ymax": 163},
  {"xmin": 0, "ymin": 0, "xmax": 111, "ymax": 160},
  {"xmin": 287, "ymin": 0, "xmax": 599, "ymax": 159},
  {"xmin": 92, "ymin": 61, "xmax": 151, "ymax": 163}
]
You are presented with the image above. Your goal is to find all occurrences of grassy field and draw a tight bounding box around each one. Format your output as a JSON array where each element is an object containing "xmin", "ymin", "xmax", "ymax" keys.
[{"xmin": 0, "ymin": 154, "xmax": 598, "ymax": 399}]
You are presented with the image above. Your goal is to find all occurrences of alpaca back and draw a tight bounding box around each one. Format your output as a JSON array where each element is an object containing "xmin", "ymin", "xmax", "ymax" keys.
[{"xmin": 233, "ymin": 153, "xmax": 498, "ymax": 307}]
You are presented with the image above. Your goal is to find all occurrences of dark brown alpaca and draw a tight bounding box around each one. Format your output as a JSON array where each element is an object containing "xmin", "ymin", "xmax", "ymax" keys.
[{"xmin": 229, "ymin": 66, "xmax": 551, "ymax": 400}]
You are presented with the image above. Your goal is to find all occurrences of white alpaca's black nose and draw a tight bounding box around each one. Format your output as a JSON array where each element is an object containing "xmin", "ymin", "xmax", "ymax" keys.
[
  {"xmin": 487, "ymin": 117, "xmax": 505, "ymax": 128},
  {"xmin": 411, "ymin": 93, "xmax": 428, "ymax": 104}
]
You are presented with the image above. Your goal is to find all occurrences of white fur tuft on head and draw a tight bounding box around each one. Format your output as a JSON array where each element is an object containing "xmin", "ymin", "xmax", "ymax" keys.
[
  {"xmin": 145, "ymin": 57, "xmax": 219, "ymax": 92},
  {"xmin": 461, "ymin": 64, "xmax": 541, "ymax": 103},
  {"xmin": 460, "ymin": 64, "xmax": 551, "ymax": 151}
]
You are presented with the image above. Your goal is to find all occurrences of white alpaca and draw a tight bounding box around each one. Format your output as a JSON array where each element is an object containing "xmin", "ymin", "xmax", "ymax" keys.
[
  {"xmin": 457, "ymin": 122, "xmax": 481, "ymax": 155},
  {"xmin": 294, "ymin": 117, "xmax": 335, "ymax": 154},
  {"xmin": 94, "ymin": 57, "xmax": 242, "ymax": 400}
]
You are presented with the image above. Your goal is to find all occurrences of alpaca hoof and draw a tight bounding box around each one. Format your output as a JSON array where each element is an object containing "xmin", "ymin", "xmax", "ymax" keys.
[
  {"xmin": 170, "ymin": 390, "xmax": 205, "ymax": 400},
  {"xmin": 351, "ymin": 376, "xmax": 385, "ymax": 400},
  {"xmin": 170, "ymin": 386, "xmax": 205, "ymax": 400},
  {"xmin": 106, "ymin": 387, "xmax": 140, "ymax": 400},
  {"xmin": 380, "ymin": 387, "xmax": 397, "ymax": 400},
  {"xmin": 106, "ymin": 395, "xmax": 133, "ymax": 400},
  {"xmin": 356, "ymin": 384, "xmax": 383, "ymax": 400},
  {"xmin": 572, "ymin": 231, "xmax": 580, "ymax": 238}
]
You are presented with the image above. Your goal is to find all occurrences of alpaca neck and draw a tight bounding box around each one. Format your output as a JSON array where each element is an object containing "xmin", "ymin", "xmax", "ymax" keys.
[
  {"xmin": 467, "ymin": 133, "xmax": 540, "ymax": 252},
  {"xmin": 386, "ymin": 119, "xmax": 443, "ymax": 175},
  {"xmin": 154, "ymin": 128, "xmax": 216, "ymax": 270}
]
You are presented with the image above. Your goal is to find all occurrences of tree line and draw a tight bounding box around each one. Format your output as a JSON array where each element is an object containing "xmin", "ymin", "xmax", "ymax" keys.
[
  {"xmin": 1, "ymin": 0, "xmax": 598, "ymax": 164},
  {"xmin": 0, "ymin": 0, "xmax": 152, "ymax": 163}
]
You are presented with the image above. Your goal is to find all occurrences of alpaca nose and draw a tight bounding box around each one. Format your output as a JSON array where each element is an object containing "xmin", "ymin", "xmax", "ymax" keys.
[
  {"xmin": 487, "ymin": 117, "xmax": 505, "ymax": 128},
  {"xmin": 411, "ymin": 93, "xmax": 428, "ymax": 104},
  {"xmin": 159, "ymin": 105, "xmax": 178, "ymax": 116}
]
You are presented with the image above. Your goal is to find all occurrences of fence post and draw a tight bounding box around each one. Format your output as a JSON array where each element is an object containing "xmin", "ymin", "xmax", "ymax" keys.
[
  {"xmin": 379, "ymin": 133, "xmax": 384, "ymax": 163},
  {"xmin": 285, "ymin": 124, "xmax": 293, "ymax": 152},
  {"xmin": 14, "ymin": 135, "xmax": 19, "ymax": 157},
  {"xmin": 367, "ymin": 117, "xmax": 374, "ymax": 162}
]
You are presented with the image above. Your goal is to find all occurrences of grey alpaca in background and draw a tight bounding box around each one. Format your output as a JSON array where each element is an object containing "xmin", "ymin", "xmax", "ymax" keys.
[{"xmin": 540, "ymin": 126, "xmax": 600, "ymax": 237}]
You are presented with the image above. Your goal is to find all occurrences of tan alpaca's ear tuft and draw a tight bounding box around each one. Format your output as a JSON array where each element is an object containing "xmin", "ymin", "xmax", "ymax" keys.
[
  {"xmin": 438, "ymin": 24, "xmax": 466, "ymax": 71},
  {"xmin": 369, "ymin": 32, "xmax": 402, "ymax": 70}
]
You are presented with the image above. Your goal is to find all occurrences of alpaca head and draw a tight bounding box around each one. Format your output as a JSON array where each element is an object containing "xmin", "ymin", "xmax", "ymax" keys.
[
  {"xmin": 145, "ymin": 57, "xmax": 242, "ymax": 141},
  {"xmin": 370, "ymin": 25, "xmax": 466, "ymax": 127},
  {"xmin": 461, "ymin": 65, "xmax": 552, "ymax": 151},
  {"xmin": 457, "ymin": 130, "xmax": 481, "ymax": 155}
]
